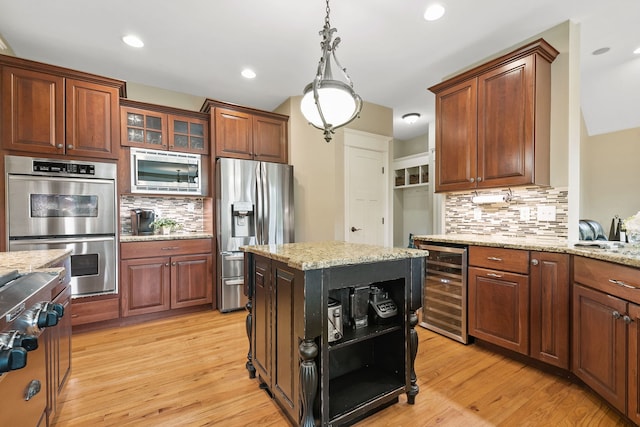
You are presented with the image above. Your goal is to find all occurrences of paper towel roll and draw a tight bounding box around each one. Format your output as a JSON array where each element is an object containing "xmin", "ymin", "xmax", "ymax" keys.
[{"xmin": 472, "ymin": 194, "xmax": 507, "ymax": 204}]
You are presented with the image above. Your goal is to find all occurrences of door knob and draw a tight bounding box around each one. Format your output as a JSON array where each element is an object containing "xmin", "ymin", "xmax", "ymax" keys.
[{"xmin": 351, "ymin": 227, "xmax": 362, "ymax": 232}]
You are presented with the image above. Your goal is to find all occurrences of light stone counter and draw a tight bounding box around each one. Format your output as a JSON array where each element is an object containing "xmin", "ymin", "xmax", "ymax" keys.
[
  {"xmin": 0, "ymin": 248, "xmax": 71, "ymax": 277},
  {"xmin": 241, "ymin": 241, "xmax": 426, "ymax": 270},
  {"xmin": 413, "ymin": 233, "xmax": 640, "ymax": 268},
  {"xmin": 120, "ymin": 232, "xmax": 214, "ymax": 242}
]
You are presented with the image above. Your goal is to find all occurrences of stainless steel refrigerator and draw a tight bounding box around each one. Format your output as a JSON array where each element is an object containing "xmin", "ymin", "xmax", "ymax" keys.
[{"xmin": 216, "ymin": 158, "xmax": 294, "ymax": 312}]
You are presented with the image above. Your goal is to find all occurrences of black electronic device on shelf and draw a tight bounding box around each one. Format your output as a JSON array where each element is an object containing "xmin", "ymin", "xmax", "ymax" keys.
[{"xmin": 369, "ymin": 285, "xmax": 397, "ymax": 324}]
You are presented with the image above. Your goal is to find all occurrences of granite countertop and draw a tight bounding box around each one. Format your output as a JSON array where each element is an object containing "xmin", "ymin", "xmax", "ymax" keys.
[
  {"xmin": 242, "ymin": 241, "xmax": 426, "ymax": 271},
  {"xmin": 413, "ymin": 234, "xmax": 640, "ymax": 268},
  {"xmin": 120, "ymin": 232, "xmax": 214, "ymax": 242},
  {"xmin": 0, "ymin": 248, "xmax": 72, "ymax": 276}
]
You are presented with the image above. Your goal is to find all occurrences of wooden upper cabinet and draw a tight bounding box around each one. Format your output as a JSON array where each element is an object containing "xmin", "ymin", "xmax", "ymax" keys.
[
  {"xmin": 121, "ymin": 106, "xmax": 168, "ymax": 149},
  {"xmin": 120, "ymin": 100, "xmax": 209, "ymax": 155},
  {"xmin": 2, "ymin": 66, "xmax": 64, "ymax": 155},
  {"xmin": 1, "ymin": 56, "xmax": 125, "ymax": 160},
  {"xmin": 434, "ymin": 78, "xmax": 477, "ymax": 191},
  {"xmin": 168, "ymin": 114, "xmax": 208, "ymax": 154},
  {"xmin": 214, "ymin": 107, "xmax": 253, "ymax": 160},
  {"xmin": 201, "ymin": 99, "xmax": 289, "ymax": 164},
  {"xmin": 65, "ymin": 78, "xmax": 120, "ymax": 159},
  {"xmin": 477, "ymin": 56, "xmax": 535, "ymax": 188},
  {"xmin": 429, "ymin": 39, "xmax": 558, "ymax": 193},
  {"xmin": 253, "ymin": 114, "xmax": 287, "ymax": 163}
]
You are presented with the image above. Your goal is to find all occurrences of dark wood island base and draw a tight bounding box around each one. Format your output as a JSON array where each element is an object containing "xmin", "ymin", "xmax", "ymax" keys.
[{"xmin": 242, "ymin": 241, "xmax": 426, "ymax": 426}]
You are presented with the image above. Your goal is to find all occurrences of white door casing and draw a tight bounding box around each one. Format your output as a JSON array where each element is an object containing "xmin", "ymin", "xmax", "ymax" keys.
[{"xmin": 344, "ymin": 129, "xmax": 391, "ymax": 247}]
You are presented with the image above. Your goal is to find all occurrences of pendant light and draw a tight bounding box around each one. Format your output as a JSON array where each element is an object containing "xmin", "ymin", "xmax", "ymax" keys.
[{"xmin": 300, "ymin": 0, "xmax": 362, "ymax": 142}]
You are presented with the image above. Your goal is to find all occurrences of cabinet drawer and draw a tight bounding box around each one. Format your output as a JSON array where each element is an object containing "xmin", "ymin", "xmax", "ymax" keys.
[
  {"xmin": 574, "ymin": 256, "xmax": 640, "ymax": 305},
  {"xmin": 121, "ymin": 238, "xmax": 213, "ymax": 259},
  {"xmin": 469, "ymin": 246, "xmax": 529, "ymax": 274},
  {"xmin": 70, "ymin": 297, "xmax": 119, "ymax": 326}
]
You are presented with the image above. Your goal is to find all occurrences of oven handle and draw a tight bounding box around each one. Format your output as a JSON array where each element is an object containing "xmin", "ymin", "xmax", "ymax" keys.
[{"xmin": 9, "ymin": 236, "xmax": 115, "ymax": 245}]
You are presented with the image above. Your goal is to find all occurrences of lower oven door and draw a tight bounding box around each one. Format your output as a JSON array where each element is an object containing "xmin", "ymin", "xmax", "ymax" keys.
[{"xmin": 9, "ymin": 236, "xmax": 117, "ymax": 297}]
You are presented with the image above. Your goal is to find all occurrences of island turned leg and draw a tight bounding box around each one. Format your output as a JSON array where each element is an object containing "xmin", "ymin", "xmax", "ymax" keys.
[
  {"xmin": 407, "ymin": 310, "xmax": 419, "ymax": 404},
  {"xmin": 245, "ymin": 298, "xmax": 256, "ymax": 379},
  {"xmin": 299, "ymin": 339, "xmax": 318, "ymax": 427}
]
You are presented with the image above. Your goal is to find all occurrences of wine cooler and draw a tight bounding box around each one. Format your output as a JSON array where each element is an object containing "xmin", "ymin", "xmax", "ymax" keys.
[{"xmin": 417, "ymin": 243, "xmax": 469, "ymax": 344}]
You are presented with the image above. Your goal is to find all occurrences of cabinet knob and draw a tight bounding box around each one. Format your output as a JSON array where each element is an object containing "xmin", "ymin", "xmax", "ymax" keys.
[
  {"xmin": 613, "ymin": 310, "xmax": 621, "ymax": 319},
  {"xmin": 469, "ymin": 178, "xmax": 475, "ymax": 183},
  {"xmin": 172, "ymin": 262, "xmax": 176, "ymax": 266},
  {"xmin": 57, "ymin": 144, "xmax": 63, "ymax": 149},
  {"xmin": 67, "ymin": 144, "xmax": 74, "ymax": 149},
  {"xmin": 165, "ymin": 263, "xmax": 169, "ymax": 267},
  {"xmin": 531, "ymin": 259, "xmax": 539, "ymax": 266},
  {"xmin": 477, "ymin": 177, "xmax": 482, "ymax": 182},
  {"xmin": 623, "ymin": 315, "xmax": 633, "ymax": 324}
]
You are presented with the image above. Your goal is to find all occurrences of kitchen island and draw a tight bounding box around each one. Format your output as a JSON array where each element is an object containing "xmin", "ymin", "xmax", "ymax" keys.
[{"xmin": 242, "ymin": 241, "xmax": 426, "ymax": 427}]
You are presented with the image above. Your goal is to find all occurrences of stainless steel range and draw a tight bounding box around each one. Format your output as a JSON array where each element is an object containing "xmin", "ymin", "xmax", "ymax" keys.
[
  {"xmin": 5, "ymin": 155, "xmax": 118, "ymax": 297},
  {"xmin": 0, "ymin": 268, "xmax": 66, "ymax": 427}
]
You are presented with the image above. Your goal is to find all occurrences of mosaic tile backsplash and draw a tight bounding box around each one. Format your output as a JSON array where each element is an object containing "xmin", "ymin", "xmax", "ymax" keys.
[
  {"xmin": 120, "ymin": 195, "xmax": 205, "ymax": 234},
  {"xmin": 444, "ymin": 186, "xmax": 568, "ymax": 238}
]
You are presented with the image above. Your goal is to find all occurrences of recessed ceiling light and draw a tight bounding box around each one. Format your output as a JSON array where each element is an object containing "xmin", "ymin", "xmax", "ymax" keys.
[
  {"xmin": 592, "ymin": 47, "xmax": 610, "ymax": 55},
  {"xmin": 402, "ymin": 113, "xmax": 421, "ymax": 124},
  {"xmin": 241, "ymin": 68, "xmax": 256, "ymax": 79},
  {"xmin": 634, "ymin": 47, "xmax": 640, "ymax": 55},
  {"xmin": 122, "ymin": 35, "xmax": 144, "ymax": 48},
  {"xmin": 424, "ymin": 4, "xmax": 445, "ymax": 21}
]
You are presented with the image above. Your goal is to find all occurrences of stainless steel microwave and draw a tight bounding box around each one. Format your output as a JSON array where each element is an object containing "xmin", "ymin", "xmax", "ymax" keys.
[{"xmin": 130, "ymin": 148, "xmax": 202, "ymax": 195}]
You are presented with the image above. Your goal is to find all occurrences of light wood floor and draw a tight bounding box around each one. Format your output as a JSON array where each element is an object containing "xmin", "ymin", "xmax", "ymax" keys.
[{"xmin": 52, "ymin": 310, "xmax": 633, "ymax": 427}]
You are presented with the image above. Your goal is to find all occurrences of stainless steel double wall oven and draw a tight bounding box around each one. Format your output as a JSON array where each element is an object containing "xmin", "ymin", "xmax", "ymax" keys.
[{"xmin": 5, "ymin": 155, "xmax": 118, "ymax": 297}]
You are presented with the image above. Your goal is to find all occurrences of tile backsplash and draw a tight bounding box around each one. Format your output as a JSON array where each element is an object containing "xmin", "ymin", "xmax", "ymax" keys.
[
  {"xmin": 445, "ymin": 186, "xmax": 568, "ymax": 238},
  {"xmin": 120, "ymin": 195, "xmax": 205, "ymax": 234}
]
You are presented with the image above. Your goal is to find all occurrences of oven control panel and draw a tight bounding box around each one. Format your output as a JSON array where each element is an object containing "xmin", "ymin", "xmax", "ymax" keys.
[{"xmin": 33, "ymin": 161, "xmax": 95, "ymax": 175}]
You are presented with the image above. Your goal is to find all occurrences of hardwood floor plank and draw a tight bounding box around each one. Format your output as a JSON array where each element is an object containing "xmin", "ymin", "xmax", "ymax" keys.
[{"xmin": 52, "ymin": 310, "xmax": 632, "ymax": 426}]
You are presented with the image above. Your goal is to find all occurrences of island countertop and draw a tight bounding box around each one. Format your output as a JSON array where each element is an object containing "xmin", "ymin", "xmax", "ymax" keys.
[
  {"xmin": 241, "ymin": 241, "xmax": 426, "ymax": 270},
  {"xmin": 0, "ymin": 249, "xmax": 72, "ymax": 273},
  {"xmin": 412, "ymin": 233, "xmax": 640, "ymax": 268}
]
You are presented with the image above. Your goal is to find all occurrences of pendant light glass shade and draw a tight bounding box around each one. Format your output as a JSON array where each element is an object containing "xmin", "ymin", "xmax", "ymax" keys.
[
  {"xmin": 301, "ymin": 0, "xmax": 362, "ymax": 142},
  {"xmin": 301, "ymin": 80, "xmax": 360, "ymax": 129}
]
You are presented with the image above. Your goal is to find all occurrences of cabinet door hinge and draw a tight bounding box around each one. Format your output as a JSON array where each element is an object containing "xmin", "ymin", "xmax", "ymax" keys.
[
  {"xmin": 382, "ymin": 217, "xmax": 384, "ymax": 225},
  {"xmin": 382, "ymin": 166, "xmax": 385, "ymax": 174}
]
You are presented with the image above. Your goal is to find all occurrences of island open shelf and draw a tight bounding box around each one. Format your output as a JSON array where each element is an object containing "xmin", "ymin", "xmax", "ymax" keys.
[{"xmin": 242, "ymin": 241, "xmax": 426, "ymax": 426}]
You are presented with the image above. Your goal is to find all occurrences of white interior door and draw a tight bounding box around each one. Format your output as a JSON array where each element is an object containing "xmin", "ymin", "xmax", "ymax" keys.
[{"xmin": 344, "ymin": 130, "xmax": 390, "ymax": 246}]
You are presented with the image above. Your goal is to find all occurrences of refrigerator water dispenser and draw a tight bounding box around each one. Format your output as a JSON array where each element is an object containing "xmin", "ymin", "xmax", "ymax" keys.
[{"xmin": 231, "ymin": 202, "xmax": 255, "ymax": 238}]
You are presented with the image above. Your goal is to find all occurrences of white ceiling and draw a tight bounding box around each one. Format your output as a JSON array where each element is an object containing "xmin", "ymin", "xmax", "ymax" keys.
[{"xmin": 0, "ymin": 0, "xmax": 638, "ymax": 141}]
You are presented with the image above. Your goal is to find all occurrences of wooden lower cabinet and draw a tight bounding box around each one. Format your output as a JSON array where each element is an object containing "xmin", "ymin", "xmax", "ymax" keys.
[
  {"xmin": 47, "ymin": 282, "xmax": 72, "ymax": 423},
  {"xmin": 529, "ymin": 252, "xmax": 570, "ymax": 369},
  {"xmin": 572, "ymin": 256, "xmax": 640, "ymax": 424},
  {"xmin": 121, "ymin": 257, "xmax": 171, "ymax": 316},
  {"xmin": 572, "ymin": 284, "xmax": 627, "ymax": 413},
  {"xmin": 120, "ymin": 239, "xmax": 213, "ymax": 318},
  {"xmin": 628, "ymin": 303, "xmax": 640, "ymax": 425},
  {"xmin": 468, "ymin": 266, "xmax": 529, "ymax": 354}
]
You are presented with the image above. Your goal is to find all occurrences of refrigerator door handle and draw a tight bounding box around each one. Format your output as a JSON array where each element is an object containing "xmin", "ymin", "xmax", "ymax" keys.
[
  {"xmin": 255, "ymin": 163, "xmax": 263, "ymax": 245},
  {"xmin": 260, "ymin": 163, "xmax": 270, "ymax": 245}
]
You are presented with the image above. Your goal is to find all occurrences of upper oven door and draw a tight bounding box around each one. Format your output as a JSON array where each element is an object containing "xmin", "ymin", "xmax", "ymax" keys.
[{"xmin": 7, "ymin": 175, "xmax": 116, "ymax": 237}]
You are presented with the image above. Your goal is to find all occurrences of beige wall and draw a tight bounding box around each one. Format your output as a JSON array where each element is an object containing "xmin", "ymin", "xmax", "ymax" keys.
[
  {"xmin": 126, "ymin": 82, "xmax": 204, "ymax": 111},
  {"xmin": 275, "ymin": 96, "xmax": 393, "ymax": 243},
  {"xmin": 581, "ymin": 126, "xmax": 640, "ymax": 230}
]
